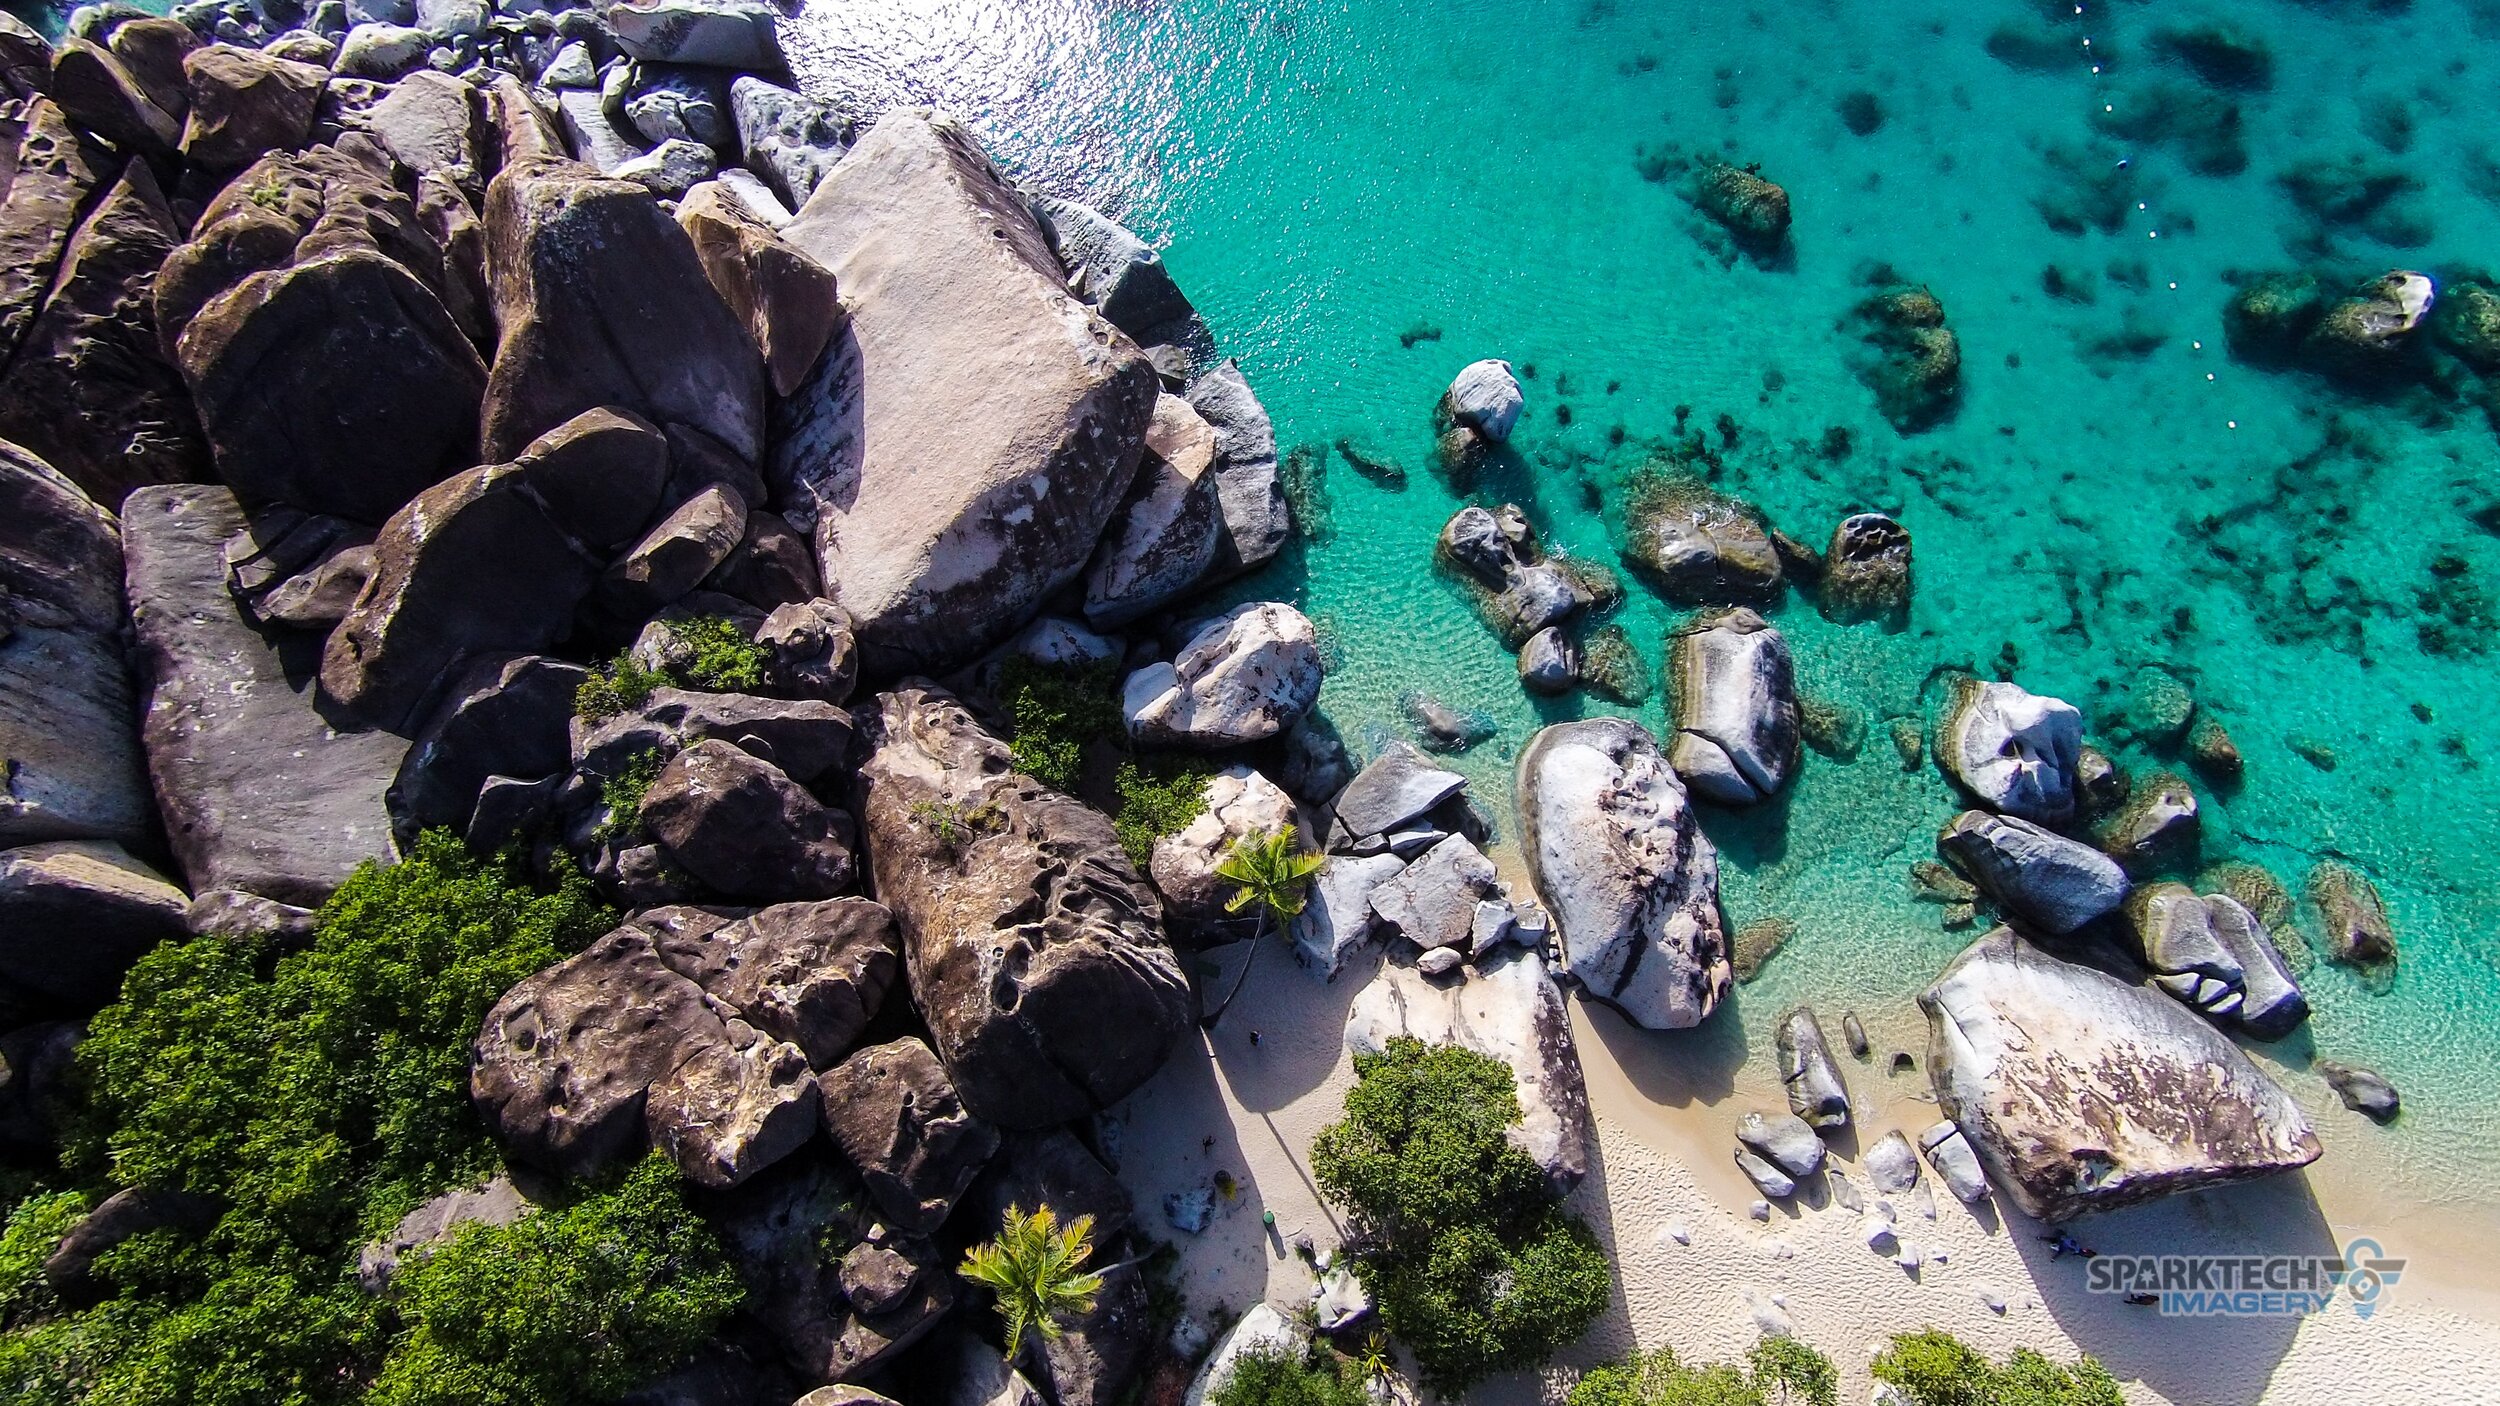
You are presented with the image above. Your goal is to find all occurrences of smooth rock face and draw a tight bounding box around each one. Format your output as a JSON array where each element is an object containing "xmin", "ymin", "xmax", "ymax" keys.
[
  {"xmin": 1516, "ymin": 717, "xmax": 1731, "ymax": 1030},
  {"xmin": 2096, "ymin": 769, "xmax": 2199, "ymax": 876},
  {"xmin": 178, "ymin": 43, "xmax": 324, "ymax": 171},
  {"xmin": 481, "ymin": 155, "xmax": 764, "ymax": 467},
  {"xmin": 1442, "ymin": 358, "xmax": 1523, "ymax": 441},
  {"xmin": 1146, "ymin": 764, "xmax": 1297, "ymax": 923},
  {"xmin": 1179, "ymin": 358, "xmax": 1291, "ymax": 580},
  {"xmin": 0, "ymin": 443, "xmax": 151, "ymax": 849},
  {"xmin": 1289, "ymin": 852, "xmax": 1405, "ymax": 979},
  {"xmin": 387, "ymin": 653, "xmax": 585, "ymax": 838},
  {"xmin": 1864, "ymin": 1130, "xmax": 1921, "ymax": 1194},
  {"xmin": 2205, "ymin": 892, "xmax": 2309, "ymax": 1039},
  {"xmin": 1937, "ymin": 679, "xmax": 2083, "ymax": 827},
  {"xmin": 848, "ymin": 686, "xmax": 1190, "ymax": 1129},
  {"xmin": 1937, "ymin": 810, "xmax": 2129, "ymax": 936},
  {"xmin": 1667, "ymin": 608, "xmax": 1799, "ymax": 806},
  {"xmin": 640, "ymin": 740, "xmax": 857, "ymax": 902},
  {"xmin": 1734, "ymin": 1109, "xmax": 1825, "ymax": 1178},
  {"xmin": 0, "ymin": 841, "xmax": 187, "ymax": 1022},
  {"xmin": 1734, "ymin": 1148, "xmax": 1796, "ymax": 1199},
  {"xmin": 1775, "ymin": 1006, "xmax": 1850, "ymax": 1130},
  {"xmin": 819, "ymin": 1037, "xmax": 999, "ymax": 1236},
  {"xmin": 1919, "ymin": 926, "xmax": 2322, "ymax": 1219},
  {"xmin": 124, "ymin": 485, "xmax": 405, "ymax": 905},
  {"xmin": 1182, "ymin": 1305, "xmax": 1308, "ymax": 1406},
  {"xmin": 1366, "ymin": 834, "xmax": 1501, "ymax": 951},
  {"xmin": 1326, "ymin": 741, "xmax": 1466, "ymax": 849},
  {"xmin": 1083, "ymin": 393, "xmax": 1222, "ymax": 630},
  {"xmin": 0, "ymin": 101, "xmax": 109, "ymax": 380},
  {"xmin": 1438, "ymin": 504, "xmax": 1594, "ymax": 646},
  {"xmin": 1121, "ymin": 602, "xmax": 1322, "ymax": 749},
  {"xmin": 605, "ymin": 0, "xmax": 781, "ymax": 69},
  {"xmin": 1344, "ymin": 945, "xmax": 1592, "ymax": 1188},
  {"xmin": 774, "ymin": 110, "xmax": 1156, "ymax": 677},
  {"xmin": 2316, "ymin": 1060, "xmax": 2399, "ymax": 1123},
  {"xmin": 677, "ymin": 179, "xmax": 842, "ymax": 399},
  {"xmin": 2125, "ymin": 882, "xmax": 2250, "ymax": 1025},
  {"xmin": 729, "ymin": 75, "xmax": 851, "ymax": 212},
  {"xmin": 1031, "ymin": 192, "xmax": 1195, "ymax": 342},
  {"xmin": 357, "ymin": 1175, "xmax": 535, "ymax": 1292},
  {"xmin": 1917, "ymin": 1121, "xmax": 1990, "ymax": 1203}
]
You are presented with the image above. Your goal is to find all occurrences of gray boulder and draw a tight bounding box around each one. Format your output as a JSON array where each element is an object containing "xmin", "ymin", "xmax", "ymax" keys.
[
  {"xmin": 124, "ymin": 485, "xmax": 405, "ymax": 905},
  {"xmin": 1121, "ymin": 602, "xmax": 1322, "ymax": 749},
  {"xmin": 1936, "ymin": 678, "xmax": 2083, "ymax": 827},
  {"xmin": 1863, "ymin": 1130, "xmax": 1921, "ymax": 1194},
  {"xmin": 1516, "ymin": 717, "xmax": 1730, "ymax": 1030},
  {"xmin": 1734, "ymin": 1148, "xmax": 1796, "ymax": 1199},
  {"xmin": 1437, "ymin": 504, "xmax": 1594, "ymax": 647},
  {"xmin": 555, "ymin": 86, "xmax": 645, "ymax": 172},
  {"xmin": 1916, "ymin": 1120, "xmax": 1990, "ymax": 1203},
  {"xmin": 772, "ymin": 111, "xmax": 1156, "ymax": 677},
  {"xmin": 729, "ymin": 75, "xmax": 850, "ymax": 212},
  {"xmin": 1937, "ymin": 810, "xmax": 2128, "ymax": 936},
  {"xmin": 708, "ymin": 1154, "xmax": 953, "ymax": 1383},
  {"xmin": 1441, "ymin": 358, "xmax": 1522, "ymax": 441},
  {"xmin": 604, "ymin": 0, "xmax": 779, "ymax": 69},
  {"xmin": 1325, "ymin": 741, "xmax": 1464, "ymax": 851},
  {"xmin": 1919, "ymin": 926, "xmax": 2321, "ymax": 1219},
  {"xmin": 1083, "ymin": 393, "xmax": 1223, "ymax": 630},
  {"xmin": 819, "ymin": 1037, "xmax": 999, "ymax": 1235},
  {"xmin": 2316, "ymin": 1060, "xmax": 2399, "ymax": 1123},
  {"xmin": 1734, "ymin": 1109, "xmax": 1824, "ymax": 1178},
  {"xmin": 0, "ymin": 841, "xmax": 187, "ymax": 1021},
  {"xmin": 1345, "ymin": 945, "xmax": 1592, "ymax": 1188},
  {"xmin": 1179, "ymin": 358, "xmax": 1292, "ymax": 580},
  {"xmin": 639, "ymin": 740, "xmax": 856, "ymax": 903},
  {"xmin": 1621, "ymin": 478, "xmax": 1781, "ymax": 605},
  {"xmin": 388, "ymin": 654, "xmax": 586, "ymax": 838},
  {"xmin": 572, "ymin": 688, "xmax": 852, "ymax": 787},
  {"xmin": 757, "ymin": 598, "xmax": 858, "ymax": 703},
  {"xmin": 848, "ymin": 685, "xmax": 1190, "ymax": 1128},
  {"xmin": 646, "ymin": 898, "xmax": 900, "ymax": 1069},
  {"xmin": 1774, "ymin": 1006, "xmax": 1850, "ymax": 1130},
  {"xmin": 614, "ymin": 136, "xmax": 716, "ymax": 198},
  {"xmin": 2095, "ymin": 769, "xmax": 2200, "ymax": 876},
  {"xmin": 334, "ymin": 22, "xmax": 429, "ymax": 78},
  {"xmin": 357, "ymin": 1175, "xmax": 535, "ymax": 1292},
  {"xmin": 2207, "ymin": 891, "xmax": 2309, "ymax": 1039},
  {"xmin": 1518, "ymin": 628, "xmax": 1578, "ymax": 694},
  {"xmin": 176, "ymin": 43, "xmax": 324, "ymax": 172},
  {"xmin": 1031, "ymin": 192, "xmax": 1195, "ymax": 344},
  {"xmin": 1146, "ymin": 764, "xmax": 1297, "ymax": 924},
  {"xmin": 1666, "ymin": 607, "xmax": 1799, "ymax": 806},
  {"xmin": 0, "ymin": 442, "xmax": 151, "ymax": 850},
  {"xmin": 1289, "ymin": 853, "xmax": 1405, "ymax": 979},
  {"xmin": 1365, "ymin": 834, "xmax": 1501, "ymax": 952}
]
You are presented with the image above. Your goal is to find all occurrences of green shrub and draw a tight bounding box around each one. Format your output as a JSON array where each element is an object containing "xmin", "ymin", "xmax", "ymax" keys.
[
  {"xmin": 0, "ymin": 1192, "xmax": 83, "ymax": 1324},
  {"xmin": 594, "ymin": 748, "xmax": 668, "ymax": 843},
  {"xmin": 574, "ymin": 652, "xmax": 668, "ymax": 723},
  {"xmin": 1209, "ymin": 1344, "xmax": 1371, "ymax": 1406},
  {"xmin": 670, "ymin": 616, "xmax": 769, "ymax": 694},
  {"xmin": 1112, "ymin": 760, "xmax": 1212, "ymax": 868},
  {"xmin": 1871, "ymin": 1330, "xmax": 2123, "ymax": 1406},
  {"xmin": 997, "ymin": 658, "xmax": 1124, "ymax": 792},
  {"xmin": 3, "ymin": 833, "xmax": 619, "ymax": 1406},
  {"xmin": 1310, "ymin": 1040, "xmax": 1609, "ymax": 1392},
  {"xmin": 1569, "ymin": 1339, "xmax": 1837, "ymax": 1406},
  {"xmin": 371, "ymin": 1156, "xmax": 741, "ymax": 1406}
]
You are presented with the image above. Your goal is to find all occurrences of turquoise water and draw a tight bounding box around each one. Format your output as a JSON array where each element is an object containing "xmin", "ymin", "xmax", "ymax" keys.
[{"xmin": 786, "ymin": 0, "xmax": 2500, "ymax": 1209}]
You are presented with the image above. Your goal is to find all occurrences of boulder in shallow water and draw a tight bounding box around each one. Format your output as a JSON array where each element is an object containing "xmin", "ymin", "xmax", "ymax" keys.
[
  {"xmin": 2095, "ymin": 768, "xmax": 2199, "ymax": 876},
  {"xmin": 1919, "ymin": 926, "xmax": 2321, "ymax": 1219},
  {"xmin": 1937, "ymin": 810, "xmax": 2128, "ymax": 936},
  {"xmin": 1344, "ymin": 945, "xmax": 1591, "ymax": 1188},
  {"xmin": 1518, "ymin": 627, "xmax": 1578, "ymax": 694},
  {"xmin": 1666, "ymin": 607, "xmax": 1799, "ymax": 806},
  {"xmin": 1122, "ymin": 602, "xmax": 1322, "ymax": 749},
  {"xmin": 1846, "ymin": 283, "xmax": 1961, "ymax": 432},
  {"xmin": 1935, "ymin": 677, "xmax": 2083, "ymax": 827},
  {"xmin": 2306, "ymin": 860, "xmax": 2395, "ymax": 970},
  {"xmin": 2205, "ymin": 891, "xmax": 2308, "ymax": 1039},
  {"xmin": 1621, "ymin": 476, "xmax": 1782, "ymax": 605},
  {"xmin": 773, "ymin": 109, "xmax": 1157, "ymax": 676},
  {"xmin": 1180, "ymin": 357, "xmax": 1292, "ymax": 581},
  {"xmin": 849, "ymin": 685, "xmax": 1190, "ymax": 1129},
  {"xmin": 1440, "ymin": 358, "xmax": 1523, "ymax": 442},
  {"xmin": 1819, "ymin": 512, "xmax": 1912, "ymax": 625},
  {"xmin": 1516, "ymin": 717, "xmax": 1730, "ymax": 1030},
  {"xmin": 2124, "ymin": 882, "xmax": 2251, "ymax": 1025},
  {"xmin": 2315, "ymin": 1060, "xmax": 2398, "ymax": 1123},
  {"xmin": 2303, "ymin": 270, "xmax": 2435, "ymax": 376},
  {"xmin": 1688, "ymin": 158, "xmax": 1789, "ymax": 253},
  {"xmin": 1774, "ymin": 1006, "xmax": 1850, "ymax": 1131}
]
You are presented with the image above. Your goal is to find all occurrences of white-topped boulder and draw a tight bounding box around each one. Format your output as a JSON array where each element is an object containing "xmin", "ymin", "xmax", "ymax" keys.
[
  {"xmin": 1122, "ymin": 602, "xmax": 1322, "ymax": 749},
  {"xmin": 1442, "ymin": 358, "xmax": 1524, "ymax": 441},
  {"xmin": 1936, "ymin": 678, "xmax": 2084, "ymax": 827}
]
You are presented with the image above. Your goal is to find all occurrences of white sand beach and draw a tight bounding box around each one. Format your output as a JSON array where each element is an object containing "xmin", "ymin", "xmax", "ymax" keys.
[{"xmin": 1110, "ymin": 938, "xmax": 2500, "ymax": 1406}]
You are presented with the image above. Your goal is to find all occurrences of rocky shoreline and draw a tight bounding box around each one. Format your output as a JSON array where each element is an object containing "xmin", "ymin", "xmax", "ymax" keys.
[{"xmin": 0, "ymin": 3, "xmax": 2436, "ymax": 1403}]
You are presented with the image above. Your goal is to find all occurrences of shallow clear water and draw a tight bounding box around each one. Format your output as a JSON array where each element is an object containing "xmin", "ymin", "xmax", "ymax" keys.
[{"xmin": 786, "ymin": 0, "xmax": 2500, "ymax": 1209}]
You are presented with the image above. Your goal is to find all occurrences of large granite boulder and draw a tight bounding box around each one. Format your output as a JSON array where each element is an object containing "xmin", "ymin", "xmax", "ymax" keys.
[
  {"xmin": 0, "ymin": 102, "xmax": 110, "ymax": 382},
  {"xmin": 1179, "ymin": 358, "xmax": 1291, "ymax": 581},
  {"xmin": 177, "ymin": 43, "xmax": 325, "ymax": 171},
  {"xmin": 639, "ymin": 739, "xmax": 857, "ymax": 902},
  {"xmin": 1344, "ymin": 946, "xmax": 1591, "ymax": 1188},
  {"xmin": 1030, "ymin": 192, "xmax": 1195, "ymax": 345},
  {"xmin": 1083, "ymin": 392, "xmax": 1223, "ymax": 630},
  {"xmin": 1621, "ymin": 477, "xmax": 1781, "ymax": 605},
  {"xmin": 0, "ymin": 840, "xmax": 187, "ymax": 1022},
  {"xmin": 1440, "ymin": 359, "xmax": 1523, "ymax": 441},
  {"xmin": 472, "ymin": 923, "xmax": 818, "ymax": 1188},
  {"xmin": 1324, "ymin": 741, "xmax": 1466, "ymax": 853},
  {"xmin": 605, "ymin": 0, "xmax": 782, "ymax": 69},
  {"xmin": 1516, "ymin": 717, "xmax": 1730, "ymax": 1030},
  {"xmin": 1666, "ymin": 608, "xmax": 1799, "ymax": 806},
  {"xmin": 387, "ymin": 653, "xmax": 587, "ymax": 838},
  {"xmin": 1919, "ymin": 926, "xmax": 2321, "ymax": 1219},
  {"xmin": 123, "ymin": 485, "xmax": 405, "ymax": 905},
  {"xmin": 1937, "ymin": 810, "xmax": 2128, "ymax": 936},
  {"xmin": 772, "ymin": 110, "xmax": 1158, "ymax": 677},
  {"xmin": 1437, "ymin": 503, "xmax": 1598, "ymax": 647},
  {"xmin": 676, "ymin": 179, "xmax": 841, "ymax": 399},
  {"xmin": 1366, "ymin": 834, "xmax": 1502, "ymax": 952},
  {"xmin": 1936, "ymin": 678, "xmax": 2083, "ymax": 827},
  {"xmin": 1121, "ymin": 602, "xmax": 1322, "ymax": 749},
  {"xmin": 0, "ymin": 153, "xmax": 203, "ymax": 508},
  {"xmin": 159, "ymin": 141, "xmax": 486, "ymax": 523},
  {"xmin": 0, "ymin": 442, "xmax": 151, "ymax": 850},
  {"xmin": 729, "ymin": 75, "xmax": 851, "ymax": 213},
  {"xmin": 848, "ymin": 686, "xmax": 1191, "ymax": 1129},
  {"xmin": 644, "ymin": 899, "xmax": 900, "ymax": 1069},
  {"xmin": 49, "ymin": 35, "xmax": 181, "ymax": 158},
  {"xmin": 572, "ymin": 688, "xmax": 853, "ymax": 787},
  {"xmin": 707, "ymin": 1152, "xmax": 954, "ymax": 1385},
  {"xmin": 322, "ymin": 407, "xmax": 668, "ymax": 732},
  {"xmin": 2125, "ymin": 883, "xmax": 2308, "ymax": 1038},
  {"xmin": 1289, "ymin": 853, "xmax": 1405, "ymax": 979},
  {"xmin": 480, "ymin": 155, "xmax": 764, "ymax": 466},
  {"xmin": 1146, "ymin": 764, "xmax": 1298, "ymax": 924},
  {"xmin": 1774, "ymin": 1006, "xmax": 1850, "ymax": 1131},
  {"xmin": 818, "ymin": 1036, "xmax": 999, "ymax": 1236}
]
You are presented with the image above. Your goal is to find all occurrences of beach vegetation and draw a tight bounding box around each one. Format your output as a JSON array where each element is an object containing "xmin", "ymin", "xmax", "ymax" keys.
[
  {"xmin": 1201, "ymin": 829, "xmax": 1325, "ymax": 1027},
  {"xmin": 594, "ymin": 747, "xmax": 668, "ymax": 843},
  {"xmin": 1870, "ymin": 1329, "xmax": 2123, "ymax": 1406},
  {"xmin": 1113, "ymin": 759, "xmax": 1214, "ymax": 869},
  {"xmin": 1569, "ymin": 1338, "xmax": 1838, "ymax": 1406},
  {"xmin": 1208, "ymin": 1343, "xmax": 1372, "ymax": 1406},
  {"xmin": 991, "ymin": 658, "xmax": 1217, "ymax": 871},
  {"xmin": 575, "ymin": 615, "xmax": 770, "ymax": 721},
  {"xmin": 1310, "ymin": 1040, "xmax": 1610, "ymax": 1392},
  {"xmin": 959, "ymin": 1203, "xmax": 1105, "ymax": 1369}
]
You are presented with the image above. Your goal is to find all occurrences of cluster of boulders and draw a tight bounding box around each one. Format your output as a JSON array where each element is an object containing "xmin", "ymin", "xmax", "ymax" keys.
[
  {"xmin": 1843, "ymin": 281, "xmax": 1962, "ymax": 433},
  {"xmin": 2223, "ymin": 267, "xmax": 2494, "ymax": 385},
  {"xmin": 0, "ymin": 10, "xmax": 1330, "ymax": 1397}
]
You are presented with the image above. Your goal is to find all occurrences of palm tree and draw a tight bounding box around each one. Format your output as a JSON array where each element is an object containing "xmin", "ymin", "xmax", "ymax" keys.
[
  {"xmin": 959, "ymin": 1203, "xmax": 1106, "ymax": 1370},
  {"xmin": 1202, "ymin": 828, "xmax": 1326, "ymax": 1028}
]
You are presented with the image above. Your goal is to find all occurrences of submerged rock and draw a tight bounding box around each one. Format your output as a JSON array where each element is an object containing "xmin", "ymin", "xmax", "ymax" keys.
[
  {"xmin": 1620, "ymin": 476, "xmax": 1781, "ymax": 605},
  {"xmin": 2307, "ymin": 860, "xmax": 2396, "ymax": 972},
  {"xmin": 1846, "ymin": 284, "xmax": 1961, "ymax": 433},
  {"xmin": 1344, "ymin": 946, "xmax": 1591, "ymax": 1188},
  {"xmin": 1919, "ymin": 926, "xmax": 2321, "ymax": 1219},
  {"xmin": 1819, "ymin": 512, "xmax": 1912, "ymax": 625},
  {"xmin": 1688, "ymin": 158, "xmax": 1790, "ymax": 254},
  {"xmin": 1516, "ymin": 717, "xmax": 1730, "ymax": 1030},
  {"xmin": 1666, "ymin": 608, "xmax": 1799, "ymax": 806},
  {"xmin": 2094, "ymin": 769, "xmax": 2200, "ymax": 876},
  {"xmin": 2303, "ymin": 270, "xmax": 2435, "ymax": 377},
  {"xmin": 1935, "ymin": 678, "xmax": 2084, "ymax": 827}
]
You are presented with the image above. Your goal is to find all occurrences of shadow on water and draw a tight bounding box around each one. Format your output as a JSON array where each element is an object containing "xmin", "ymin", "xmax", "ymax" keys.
[{"xmin": 1691, "ymin": 780, "xmax": 1796, "ymax": 870}]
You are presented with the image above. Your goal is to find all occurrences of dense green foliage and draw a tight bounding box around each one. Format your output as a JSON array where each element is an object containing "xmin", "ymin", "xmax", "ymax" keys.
[
  {"xmin": 575, "ymin": 615, "xmax": 770, "ymax": 721},
  {"xmin": 370, "ymin": 1157, "xmax": 742, "ymax": 1406},
  {"xmin": 1309, "ymin": 1040, "xmax": 1610, "ymax": 1392},
  {"xmin": 1870, "ymin": 1330, "xmax": 2124, "ymax": 1406},
  {"xmin": 994, "ymin": 660, "xmax": 1214, "ymax": 869},
  {"xmin": 1569, "ymin": 1339, "xmax": 1838, "ymax": 1406},
  {"xmin": 958, "ymin": 1203, "xmax": 1103, "ymax": 1360},
  {"xmin": 1112, "ymin": 759, "xmax": 1213, "ymax": 868},
  {"xmin": 594, "ymin": 747, "xmax": 668, "ymax": 843},
  {"xmin": 0, "ymin": 835, "xmax": 653, "ymax": 1406},
  {"xmin": 1208, "ymin": 1345, "xmax": 1372, "ymax": 1406}
]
